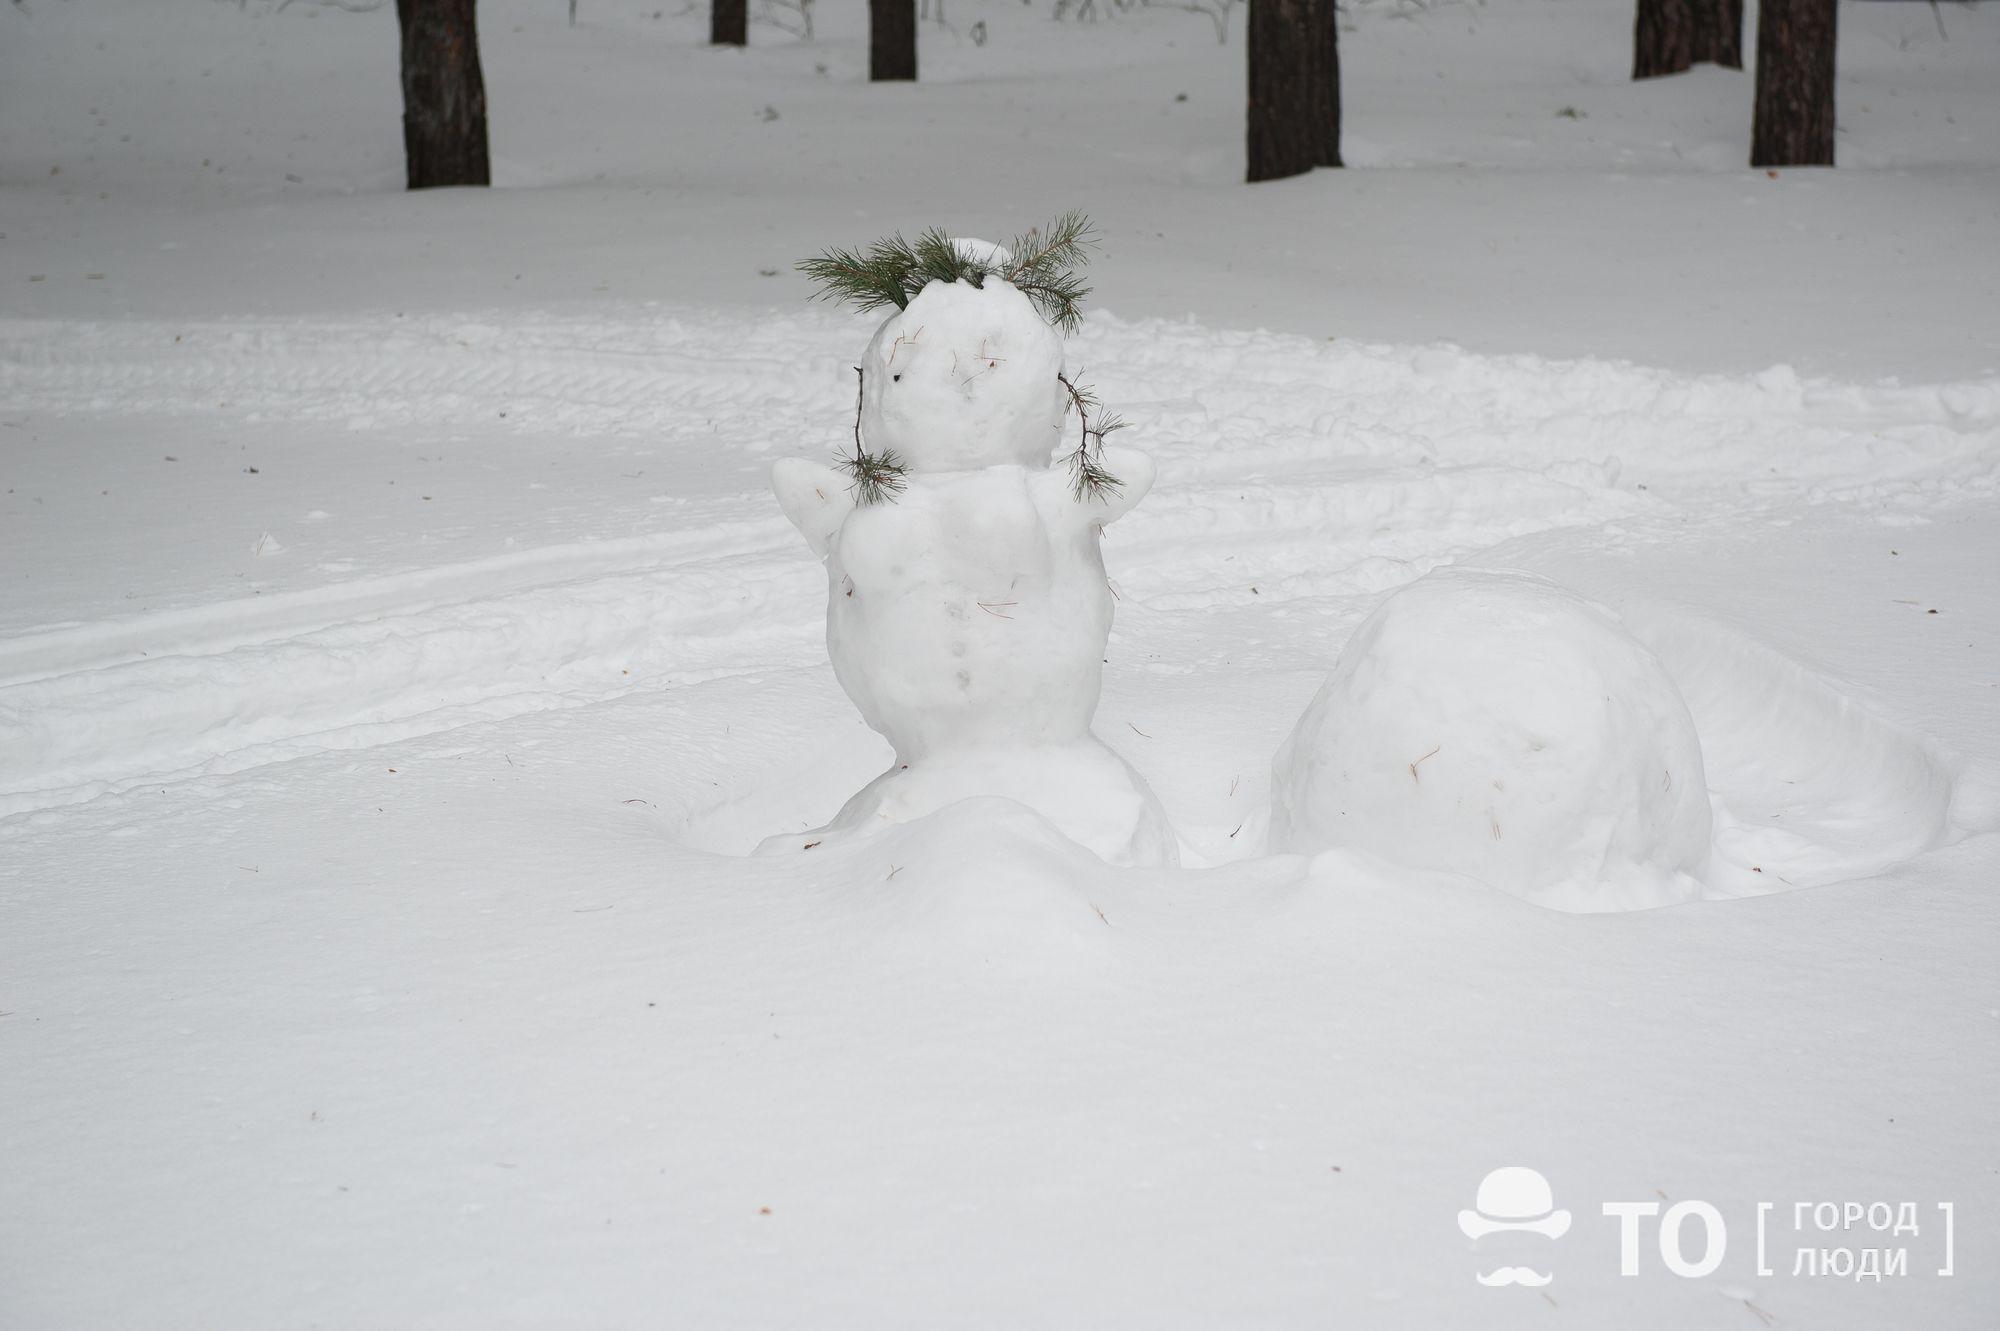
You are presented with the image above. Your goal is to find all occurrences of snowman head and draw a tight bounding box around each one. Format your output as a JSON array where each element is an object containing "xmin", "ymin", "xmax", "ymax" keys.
[{"xmin": 859, "ymin": 272, "xmax": 1069, "ymax": 474}]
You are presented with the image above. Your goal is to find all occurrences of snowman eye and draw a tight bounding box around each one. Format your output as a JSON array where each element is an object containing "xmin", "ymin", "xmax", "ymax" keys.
[{"xmin": 892, "ymin": 374, "xmax": 901, "ymax": 382}]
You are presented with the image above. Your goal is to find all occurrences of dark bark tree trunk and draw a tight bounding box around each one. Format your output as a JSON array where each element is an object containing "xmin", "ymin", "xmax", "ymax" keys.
[
  {"xmin": 870, "ymin": 0, "xmax": 916, "ymax": 82},
  {"xmin": 396, "ymin": 0, "xmax": 489, "ymax": 190},
  {"xmin": 1311, "ymin": 0, "xmax": 1342, "ymax": 168},
  {"xmin": 1690, "ymin": 0, "xmax": 1743, "ymax": 68},
  {"xmin": 1633, "ymin": 0, "xmax": 1693, "ymax": 79},
  {"xmin": 1248, "ymin": 0, "xmax": 1339, "ymax": 182},
  {"xmin": 711, "ymin": 0, "xmax": 746, "ymax": 46},
  {"xmin": 1751, "ymin": 0, "xmax": 1836, "ymax": 166}
]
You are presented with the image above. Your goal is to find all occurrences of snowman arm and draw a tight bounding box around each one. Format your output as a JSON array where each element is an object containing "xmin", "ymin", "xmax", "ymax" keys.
[
  {"xmin": 771, "ymin": 458, "xmax": 858, "ymax": 557},
  {"xmin": 1076, "ymin": 447, "xmax": 1155, "ymax": 525}
]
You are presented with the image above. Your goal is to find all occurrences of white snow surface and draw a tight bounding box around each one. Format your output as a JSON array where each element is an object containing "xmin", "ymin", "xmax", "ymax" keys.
[
  {"xmin": 1273, "ymin": 567, "xmax": 1714, "ymax": 910},
  {"xmin": 4, "ymin": 1, "xmax": 2000, "ymax": 1328}
]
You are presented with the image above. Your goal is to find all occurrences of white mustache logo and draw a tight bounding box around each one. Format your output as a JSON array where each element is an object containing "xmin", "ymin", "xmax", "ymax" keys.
[{"xmin": 1475, "ymin": 1267, "xmax": 1553, "ymax": 1287}]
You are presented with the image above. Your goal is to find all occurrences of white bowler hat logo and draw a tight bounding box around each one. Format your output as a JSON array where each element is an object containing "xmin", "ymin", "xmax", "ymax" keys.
[{"xmin": 1458, "ymin": 1167, "xmax": 1572, "ymax": 1240}]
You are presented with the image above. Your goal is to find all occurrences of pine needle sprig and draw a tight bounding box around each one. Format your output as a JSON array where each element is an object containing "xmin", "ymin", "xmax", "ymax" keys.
[
  {"xmin": 1057, "ymin": 370, "xmax": 1126, "ymax": 502},
  {"xmin": 840, "ymin": 447, "xmax": 909, "ymax": 506},
  {"xmin": 1070, "ymin": 448, "xmax": 1124, "ymax": 502},
  {"xmin": 798, "ymin": 235, "xmax": 925, "ymax": 315},
  {"xmin": 1002, "ymin": 211, "xmax": 1097, "ymax": 333},
  {"xmin": 838, "ymin": 365, "xmax": 908, "ymax": 505},
  {"xmin": 910, "ymin": 227, "xmax": 985, "ymax": 291},
  {"xmin": 797, "ymin": 214, "xmax": 1098, "ymax": 331}
]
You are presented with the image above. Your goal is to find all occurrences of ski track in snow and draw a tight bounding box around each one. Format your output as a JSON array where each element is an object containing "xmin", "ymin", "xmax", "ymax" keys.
[{"xmin": 3, "ymin": 309, "xmax": 1997, "ymax": 820}]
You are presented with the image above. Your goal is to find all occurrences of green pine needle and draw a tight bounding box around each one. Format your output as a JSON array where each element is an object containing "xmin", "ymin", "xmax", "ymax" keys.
[
  {"xmin": 797, "ymin": 240, "xmax": 916, "ymax": 315},
  {"xmin": 1070, "ymin": 452, "xmax": 1124, "ymax": 503},
  {"xmin": 835, "ymin": 364, "xmax": 907, "ymax": 506},
  {"xmin": 838, "ymin": 448, "xmax": 908, "ymax": 507},
  {"xmin": 1002, "ymin": 211, "xmax": 1096, "ymax": 333},
  {"xmin": 797, "ymin": 213, "xmax": 1098, "ymax": 331},
  {"xmin": 1056, "ymin": 370, "xmax": 1126, "ymax": 502},
  {"xmin": 910, "ymin": 227, "xmax": 983, "ymax": 291}
]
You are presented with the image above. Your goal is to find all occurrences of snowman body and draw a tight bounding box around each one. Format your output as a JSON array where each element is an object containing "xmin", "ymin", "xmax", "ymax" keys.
[
  {"xmin": 767, "ymin": 270, "xmax": 1176, "ymax": 866},
  {"xmin": 827, "ymin": 464, "xmax": 1108, "ymax": 758}
]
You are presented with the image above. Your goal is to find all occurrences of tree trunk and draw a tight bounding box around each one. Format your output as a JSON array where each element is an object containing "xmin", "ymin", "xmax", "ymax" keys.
[
  {"xmin": 711, "ymin": 0, "xmax": 746, "ymax": 46},
  {"xmin": 1690, "ymin": 0, "xmax": 1743, "ymax": 68},
  {"xmin": 1248, "ymin": 0, "xmax": 1338, "ymax": 182},
  {"xmin": 1751, "ymin": 0, "xmax": 1836, "ymax": 166},
  {"xmin": 396, "ymin": 0, "xmax": 489, "ymax": 190},
  {"xmin": 1633, "ymin": 0, "xmax": 1693, "ymax": 79},
  {"xmin": 1311, "ymin": 0, "xmax": 1342, "ymax": 168},
  {"xmin": 870, "ymin": 0, "xmax": 916, "ymax": 82}
]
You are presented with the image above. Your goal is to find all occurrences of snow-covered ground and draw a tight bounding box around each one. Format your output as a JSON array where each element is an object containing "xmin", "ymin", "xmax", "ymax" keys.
[{"xmin": 3, "ymin": 1, "xmax": 1997, "ymax": 1327}]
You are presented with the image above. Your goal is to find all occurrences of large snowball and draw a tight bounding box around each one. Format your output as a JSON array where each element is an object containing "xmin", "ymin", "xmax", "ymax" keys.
[
  {"xmin": 859, "ymin": 277, "xmax": 1068, "ymax": 473},
  {"xmin": 1271, "ymin": 569, "xmax": 1712, "ymax": 911}
]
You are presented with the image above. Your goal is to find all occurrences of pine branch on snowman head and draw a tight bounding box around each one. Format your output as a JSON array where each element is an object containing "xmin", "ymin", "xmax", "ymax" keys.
[
  {"xmin": 838, "ymin": 364, "xmax": 907, "ymax": 507},
  {"xmin": 999, "ymin": 212, "xmax": 1095, "ymax": 335},
  {"xmin": 797, "ymin": 212, "xmax": 1097, "ymax": 333},
  {"xmin": 801, "ymin": 217, "xmax": 1123, "ymax": 503}
]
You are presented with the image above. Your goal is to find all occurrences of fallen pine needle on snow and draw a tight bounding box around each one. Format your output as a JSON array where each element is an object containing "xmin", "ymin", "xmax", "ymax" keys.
[{"xmin": 1408, "ymin": 744, "xmax": 1442, "ymax": 783}]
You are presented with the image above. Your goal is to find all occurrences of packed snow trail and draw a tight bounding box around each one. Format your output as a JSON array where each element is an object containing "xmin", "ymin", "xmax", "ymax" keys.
[
  {"xmin": 0, "ymin": 539, "xmax": 817, "ymax": 815},
  {"xmin": 3, "ymin": 308, "xmax": 1996, "ymax": 842}
]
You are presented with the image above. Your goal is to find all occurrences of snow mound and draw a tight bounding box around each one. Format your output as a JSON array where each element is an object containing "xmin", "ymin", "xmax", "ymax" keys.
[
  {"xmin": 1610, "ymin": 602, "xmax": 1973, "ymax": 890},
  {"xmin": 859, "ymin": 277, "xmax": 1068, "ymax": 473},
  {"xmin": 818, "ymin": 796, "xmax": 1127, "ymax": 958},
  {"xmin": 759, "ymin": 740, "xmax": 1176, "ymax": 868},
  {"xmin": 1271, "ymin": 569, "xmax": 1712, "ymax": 911}
]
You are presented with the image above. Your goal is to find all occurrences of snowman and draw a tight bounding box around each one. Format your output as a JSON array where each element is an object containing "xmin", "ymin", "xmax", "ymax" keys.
[{"xmin": 764, "ymin": 227, "xmax": 1177, "ymax": 866}]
